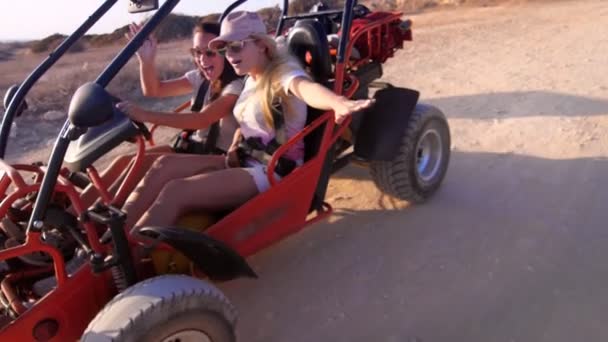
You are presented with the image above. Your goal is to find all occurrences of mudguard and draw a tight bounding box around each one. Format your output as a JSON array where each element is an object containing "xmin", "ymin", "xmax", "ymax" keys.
[
  {"xmin": 353, "ymin": 86, "xmax": 420, "ymax": 161},
  {"xmin": 139, "ymin": 226, "xmax": 257, "ymax": 281}
]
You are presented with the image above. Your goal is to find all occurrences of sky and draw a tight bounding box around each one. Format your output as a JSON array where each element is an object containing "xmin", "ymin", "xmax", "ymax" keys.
[{"xmin": 0, "ymin": 0, "xmax": 281, "ymax": 41}]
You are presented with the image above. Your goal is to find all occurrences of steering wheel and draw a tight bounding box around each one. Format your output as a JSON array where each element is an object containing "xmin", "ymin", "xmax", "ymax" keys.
[
  {"xmin": 107, "ymin": 93, "xmax": 154, "ymax": 144},
  {"xmin": 131, "ymin": 119, "xmax": 152, "ymax": 141},
  {"xmin": 108, "ymin": 96, "xmax": 192, "ymax": 148}
]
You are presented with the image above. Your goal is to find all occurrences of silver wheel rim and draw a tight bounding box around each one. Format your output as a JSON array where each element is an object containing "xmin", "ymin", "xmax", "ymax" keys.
[
  {"xmin": 161, "ymin": 330, "xmax": 213, "ymax": 342},
  {"xmin": 415, "ymin": 128, "xmax": 443, "ymax": 184}
]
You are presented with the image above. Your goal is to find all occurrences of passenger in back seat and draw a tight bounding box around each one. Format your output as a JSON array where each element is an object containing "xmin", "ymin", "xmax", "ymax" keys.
[{"xmin": 119, "ymin": 11, "xmax": 374, "ymax": 233}]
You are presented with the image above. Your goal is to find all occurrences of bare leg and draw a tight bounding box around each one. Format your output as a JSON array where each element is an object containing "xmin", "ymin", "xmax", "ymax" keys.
[
  {"xmin": 79, "ymin": 155, "xmax": 131, "ymax": 208},
  {"xmin": 107, "ymin": 151, "xmax": 177, "ymax": 208},
  {"xmin": 122, "ymin": 154, "xmax": 227, "ymax": 229},
  {"xmin": 108, "ymin": 144, "xmax": 175, "ymax": 193},
  {"xmin": 79, "ymin": 145, "xmax": 173, "ymax": 208},
  {"xmin": 133, "ymin": 168, "xmax": 259, "ymax": 230}
]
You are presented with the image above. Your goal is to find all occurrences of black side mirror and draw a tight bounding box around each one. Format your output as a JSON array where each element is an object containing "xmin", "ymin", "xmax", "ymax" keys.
[
  {"xmin": 128, "ymin": 0, "xmax": 159, "ymax": 13},
  {"xmin": 3, "ymin": 84, "xmax": 28, "ymax": 117},
  {"xmin": 68, "ymin": 83, "xmax": 114, "ymax": 128}
]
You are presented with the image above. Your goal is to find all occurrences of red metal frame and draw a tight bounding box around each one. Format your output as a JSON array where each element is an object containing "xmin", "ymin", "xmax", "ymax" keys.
[
  {"xmin": 0, "ymin": 9, "xmax": 413, "ymax": 341},
  {"xmin": 0, "ymin": 261, "xmax": 114, "ymax": 341},
  {"xmin": 0, "ymin": 164, "xmax": 106, "ymax": 254},
  {"xmin": 2, "ymin": 266, "xmax": 54, "ymax": 315},
  {"xmin": 0, "ymin": 160, "xmax": 119, "ymax": 340},
  {"xmin": 111, "ymin": 135, "xmax": 146, "ymax": 206},
  {"xmin": 334, "ymin": 11, "xmax": 408, "ymax": 95},
  {"xmin": 86, "ymin": 167, "xmax": 112, "ymax": 205}
]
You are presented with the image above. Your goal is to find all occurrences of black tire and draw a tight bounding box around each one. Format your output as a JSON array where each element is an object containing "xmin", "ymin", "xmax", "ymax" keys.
[
  {"xmin": 370, "ymin": 103, "xmax": 450, "ymax": 203},
  {"xmin": 81, "ymin": 275, "xmax": 237, "ymax": 342}
]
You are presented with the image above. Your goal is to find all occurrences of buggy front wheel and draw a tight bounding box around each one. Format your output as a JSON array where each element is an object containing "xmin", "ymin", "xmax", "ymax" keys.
[
  {"xmin": 370, "ymin": 103, "xmax": 450, "ymax": 203},
  {"xmin": 81, "ymin": 275, "xmax": 237, "ymax": 342}
]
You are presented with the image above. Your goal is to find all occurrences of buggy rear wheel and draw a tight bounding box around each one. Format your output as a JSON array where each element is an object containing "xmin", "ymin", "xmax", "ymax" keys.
[
  {"xmin": 370, "ymin": 103, "xmax": 450, "ymax": 203},
  {"xmin": 81, "ymin": 275, "xmax": 236, "ymax": 342}
]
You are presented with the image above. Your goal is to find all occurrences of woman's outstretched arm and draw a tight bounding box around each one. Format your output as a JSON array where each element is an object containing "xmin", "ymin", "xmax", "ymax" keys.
[{"xmin": 288, "ymin": 77, "xmax": 374, "ymax": 124}]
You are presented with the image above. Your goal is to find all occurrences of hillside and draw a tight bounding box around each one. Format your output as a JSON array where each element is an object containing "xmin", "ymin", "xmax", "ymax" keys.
[
  {"xmin": 28, "ymin": 12, "xmax": 221, "ymax": 54},
  {"xmin": 24, "ymin": 0, "xmax": 444, "ymax": 54}
]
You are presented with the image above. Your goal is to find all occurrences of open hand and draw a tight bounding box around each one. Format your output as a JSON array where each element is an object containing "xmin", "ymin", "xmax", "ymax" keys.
[
  {"xmin": 125, "ymin": 22, "xmax": 157, "ymax": 63},
  {"xmin": 333, "ymin": 97, "xmax": 375, "ymax": 124},
  {"xmin": 116, "ymin": 101, "xmax": 147, "ymax": 123}
]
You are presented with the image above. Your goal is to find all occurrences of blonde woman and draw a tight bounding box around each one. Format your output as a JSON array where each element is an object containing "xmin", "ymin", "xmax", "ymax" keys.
[{"xmin": 119, "ymin": 11, "xmax": 373, "ymax": 231}]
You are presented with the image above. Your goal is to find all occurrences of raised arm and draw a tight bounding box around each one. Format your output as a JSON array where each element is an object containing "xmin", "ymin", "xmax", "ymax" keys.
[{"xmin": 127, "ymin": 23, "xmax": 193, "ymax": 98}]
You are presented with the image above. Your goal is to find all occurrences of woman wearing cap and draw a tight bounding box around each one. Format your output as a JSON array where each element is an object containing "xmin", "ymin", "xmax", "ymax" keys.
[
  {"xmin": 80, "ymin": 22, "xmax": 243, "ymax": 207},
  {"xmin": 119, "ymin": 11, "xmax": 374, "ymax": 232}
]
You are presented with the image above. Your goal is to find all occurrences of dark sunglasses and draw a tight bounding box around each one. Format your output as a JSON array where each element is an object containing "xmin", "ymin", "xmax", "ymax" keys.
[
  {"xmin": 216, "ymin": 39, "xmax": 256, "ymax": 55},
  {"xmin": 189, "ymin": 47, "xmax": 219, "ymax": 58}
]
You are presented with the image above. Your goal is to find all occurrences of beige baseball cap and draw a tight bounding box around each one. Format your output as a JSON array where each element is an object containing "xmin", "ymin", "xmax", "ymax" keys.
[{"xmin": 208, "ymin": 11, "xmax": 267, "ymax": 49}]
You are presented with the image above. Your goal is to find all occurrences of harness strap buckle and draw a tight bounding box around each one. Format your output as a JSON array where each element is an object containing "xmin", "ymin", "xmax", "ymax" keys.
[{"xmin": 237, "ymin": 138, "xmax": 297, "ymax": 177}]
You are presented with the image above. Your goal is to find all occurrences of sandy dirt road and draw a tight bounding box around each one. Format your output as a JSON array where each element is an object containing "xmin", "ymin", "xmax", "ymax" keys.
[
  {"xmin": 214, "ymin": 1, "xmax": 608, "ymax": 341},
  {"xmin": 4, "ymin": 0, "xmax": 608, "ymax": 341}
]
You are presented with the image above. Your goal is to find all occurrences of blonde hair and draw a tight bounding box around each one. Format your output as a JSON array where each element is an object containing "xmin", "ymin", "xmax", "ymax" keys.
[{"xmin": 250, "ymin": 33, "xmax": 303, "ymax": 130}]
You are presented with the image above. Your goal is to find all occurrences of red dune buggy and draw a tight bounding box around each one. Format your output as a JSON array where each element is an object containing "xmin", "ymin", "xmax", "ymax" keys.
[{"xmin": 0, "ymin": 0, "xmax": 450, "ymax": 340}]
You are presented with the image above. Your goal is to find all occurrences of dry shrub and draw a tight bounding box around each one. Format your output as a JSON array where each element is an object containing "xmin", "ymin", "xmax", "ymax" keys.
[
  {"xmin": 0, "ymin": 51, "xmax": 12, "ymax": 62},
  {"xmin": 0, "ymin": 42, "xmax": 25, "ymax": 62},
  {"xmin": 16, "ymin": 41, "xmax": 193, "ymax": 116},
  {"xmin": 258, "ymin": 5, "xmax": 283, "ymax": 30},
  {"xmin": 288, "ymin": 0, "xmax": 343, "ymax": 14},
  {"xmin": 29, "ymin": 34, "xmax": 86, "ymax": 54}
]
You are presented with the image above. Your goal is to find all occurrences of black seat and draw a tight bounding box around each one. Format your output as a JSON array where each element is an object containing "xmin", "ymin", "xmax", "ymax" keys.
[
  {"xmin": 287, "ymin": 19, "xmax": 332, "ymax": 85},
  {"xmin": 287, "ymin": 19, "xmax": 335, "ymax": 212}
]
